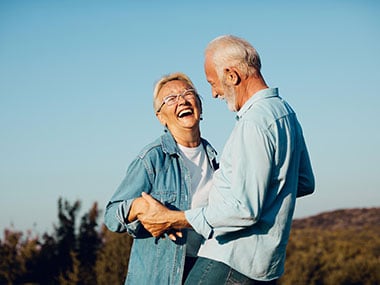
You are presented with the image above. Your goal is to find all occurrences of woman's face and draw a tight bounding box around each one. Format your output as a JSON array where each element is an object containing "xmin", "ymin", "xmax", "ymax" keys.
[{"xmin": 156, "ymin": 80, "xmax": 202, "ymax": 135}]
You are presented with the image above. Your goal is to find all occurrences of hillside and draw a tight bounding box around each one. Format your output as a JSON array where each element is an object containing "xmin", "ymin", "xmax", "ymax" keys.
[
  {"xmin": 292, "ymin": 207, "xmax": 380, "ymax": 230},
  {"xmin": 279, "ymin": 207, "xmax": 380, "ymax": 284}
]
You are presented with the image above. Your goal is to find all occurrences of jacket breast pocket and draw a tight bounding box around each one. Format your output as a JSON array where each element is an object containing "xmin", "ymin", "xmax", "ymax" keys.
[{"xmin": 151, "ymin": 191, "xmax": 179, "ymax": 210}]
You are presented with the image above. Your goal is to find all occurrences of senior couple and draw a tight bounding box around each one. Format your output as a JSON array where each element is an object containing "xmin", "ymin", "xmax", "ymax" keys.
[{"xmin": 104, "ymin": 35, "xmax": 315, "ymax": 285}]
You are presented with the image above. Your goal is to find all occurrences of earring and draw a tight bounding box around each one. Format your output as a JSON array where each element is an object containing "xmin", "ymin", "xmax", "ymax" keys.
[{"xmin": 200, "ymin": 114, "xmax": 203, "ymax": 121}]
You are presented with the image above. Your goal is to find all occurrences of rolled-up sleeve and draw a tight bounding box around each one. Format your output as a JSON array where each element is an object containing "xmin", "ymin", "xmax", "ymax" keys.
[
  {"xmin": 185, "ymin": 207, "xmax": 213, "ymax": 239},
  {"xmin": 104, "ymin": 157, "xmax": 152, "ymax": 237}
]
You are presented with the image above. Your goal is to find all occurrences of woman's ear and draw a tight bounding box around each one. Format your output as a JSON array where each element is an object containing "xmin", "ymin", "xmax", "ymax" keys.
[
  {"xmin": 198, "ymin": 96, "xmax": 203, "ymax": 114},
  {"xmin": 156, "ymin": 112, "xmax": 166, "ymax": 126}
]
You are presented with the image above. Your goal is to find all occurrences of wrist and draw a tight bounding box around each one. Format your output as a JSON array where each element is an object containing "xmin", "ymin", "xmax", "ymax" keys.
[
  {"xmin": 168, "ymin": 210, "xmax": 190, "ymax": 229},
  {"xmin": 128, "ymin": 198, "xmax": 144, "ymax": 222}
]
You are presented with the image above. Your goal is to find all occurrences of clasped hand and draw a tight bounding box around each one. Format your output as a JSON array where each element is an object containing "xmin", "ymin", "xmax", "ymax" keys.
[{"xmin": 137, "ymin": 192, "xmax": 183, "ymax": 240}]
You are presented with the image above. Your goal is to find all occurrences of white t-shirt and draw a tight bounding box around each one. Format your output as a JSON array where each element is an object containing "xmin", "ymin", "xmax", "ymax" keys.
[
  {"xmin": 177, "ymin": 143, "xmax": 213, "ymax": 257},
  {"xmin": 177, "ymin": 143, "xmax": 213, "ymax": 209}
]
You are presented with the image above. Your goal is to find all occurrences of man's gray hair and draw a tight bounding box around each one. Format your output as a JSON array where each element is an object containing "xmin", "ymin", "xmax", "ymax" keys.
[{"xmin": 205, "ymin": 35, "xmax": 262, "ymax": 79}]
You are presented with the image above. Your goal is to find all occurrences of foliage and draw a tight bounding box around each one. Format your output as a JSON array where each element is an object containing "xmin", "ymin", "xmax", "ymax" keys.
[
  {"xmin": 55, "ymin": 198, "xmax": 81, "ymax": 282},
  {"xmin": 0, "ymin": 204, "xmax": 379, "ymax": 284},
  {"xmin": 58, "ymin": 251, "xmax": 80, "ymax": 285},
  {"xmin": 95, "ymin": 225, "xmax": 132, "ymax": 285},
  {"xmin": 77, "ymin": 202, "xmax": 102, "ymax": 285},
  {"xmin": 278, "ymin": 208, "xmax": 380, "ymax": 285},
  {"xmin": 0, "ymin": 230, "xmax": 39, "ymax": 284}
]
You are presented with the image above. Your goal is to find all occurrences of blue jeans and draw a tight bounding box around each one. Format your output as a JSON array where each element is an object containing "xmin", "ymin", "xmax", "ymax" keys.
[{"xmin": 184, "ymin": 257, "xmax": 277, "ymax": 285}]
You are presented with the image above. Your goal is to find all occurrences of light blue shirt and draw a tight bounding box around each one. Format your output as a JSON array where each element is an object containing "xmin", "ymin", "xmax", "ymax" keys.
[{"xmin": 185, "ymin": 88, "xmax": 315, "ymax": 281}]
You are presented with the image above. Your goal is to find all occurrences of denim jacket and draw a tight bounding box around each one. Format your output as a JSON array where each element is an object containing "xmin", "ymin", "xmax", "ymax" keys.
[{"xmin": 104, "ymin": 131, "xmax": 218, "ymax": 285}]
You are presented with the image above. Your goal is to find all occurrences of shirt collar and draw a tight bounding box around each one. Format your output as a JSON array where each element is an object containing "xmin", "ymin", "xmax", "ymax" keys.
[{"xmin": 236, "ymin": 87, "xmax": 279, "ymax": 120}]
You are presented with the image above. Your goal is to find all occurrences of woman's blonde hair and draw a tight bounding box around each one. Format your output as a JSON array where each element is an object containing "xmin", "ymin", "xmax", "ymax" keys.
[{"xmin": 153, "ymin": 72, "xmax": 198, "ymax": 112}]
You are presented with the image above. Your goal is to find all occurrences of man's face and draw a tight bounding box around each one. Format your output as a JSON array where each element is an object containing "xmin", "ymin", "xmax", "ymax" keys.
[
  {"xmin": 221, "ymin": 76, "xmax": 238, "ymax": 112},
  {"xmin": 156, "ymin": 80, "xmax": 202, "ymax": 132},
  {"xmin": 204, "ymin": 55, "xmax": 237, "ymax": 112}
]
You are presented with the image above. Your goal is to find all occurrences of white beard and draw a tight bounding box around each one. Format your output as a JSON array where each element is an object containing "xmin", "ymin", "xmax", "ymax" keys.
[{"xmin": 223, "ymin": 82, "xmax": 238, "ymax": 112}]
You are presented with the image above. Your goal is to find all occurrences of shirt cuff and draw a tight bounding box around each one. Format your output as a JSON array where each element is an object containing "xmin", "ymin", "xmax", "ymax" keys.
[
  {"xmin": 126, "ymin": 220, "xmax": 142, "ymax": 238},
  {"xmin": 115, "ymin": 199, "xmax": 142, "ymax": 237},
  {"xmin": 185, "ymin": 207, "xmax": 213, "ymax": 239}
]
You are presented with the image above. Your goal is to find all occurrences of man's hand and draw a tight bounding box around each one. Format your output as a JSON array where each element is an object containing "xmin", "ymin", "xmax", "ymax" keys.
[
  {"xmin": 128, "ymin": 197, "xmax": 149, "ymax": 223},
  {"xmin": 138, "ymin": 192, "xmax": 191, "ymax": 239},
  {"xmin": 137, "ymin": 192, "xmax": 173, "ymax": 237}
]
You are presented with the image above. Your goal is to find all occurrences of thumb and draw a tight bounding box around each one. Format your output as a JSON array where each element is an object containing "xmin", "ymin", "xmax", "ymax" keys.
[{"xmin": 141, "ymin": 192, "xmax": 158, "ymax": 204}]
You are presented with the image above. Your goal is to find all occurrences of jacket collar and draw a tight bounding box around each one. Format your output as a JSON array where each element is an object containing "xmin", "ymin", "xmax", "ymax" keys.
[
  {"xmin": 161, "ymin": 129, "xmax": 178, "ymax": 155},
  {"xmin": 160, "ymin": 129, "xmax": 218, "ymax": 167}
]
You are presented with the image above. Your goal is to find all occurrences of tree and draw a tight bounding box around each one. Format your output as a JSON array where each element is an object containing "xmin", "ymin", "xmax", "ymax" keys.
[
  {"xmin": 77, "ymin": 202, "xmax": 102, "ymax": 285},
  {"xmin": 34, "ymin": 232, "xmax": 60, "ymax": 284},
  {"xmin": 0, "ymin": 229, "xmax": 40, "ymax": 284},
  {"xmin": 0, "ymin": 230, "xmax": 25, "ymax": 284},
  {"xmin": 58, "ymin": 251, "xmax": 80, "ymax": 285},
  {"xmin": 95, "ymin": 225, "xmax": 132, "ymax": 285},
  {"xmin": 55, "ymin": 198, "xmax": 81, "ymax": 282}
]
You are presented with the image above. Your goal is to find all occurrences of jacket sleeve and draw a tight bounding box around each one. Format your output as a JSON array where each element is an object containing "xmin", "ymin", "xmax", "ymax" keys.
[{"xmin": 104, "ymin": 157, "xmax": 153, "ymax": 238}]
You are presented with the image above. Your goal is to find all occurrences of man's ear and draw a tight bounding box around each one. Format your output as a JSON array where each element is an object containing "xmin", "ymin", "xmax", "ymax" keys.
[{"xmin": 224, "ymin": 68, "xmax": 241, "ymax": 85}]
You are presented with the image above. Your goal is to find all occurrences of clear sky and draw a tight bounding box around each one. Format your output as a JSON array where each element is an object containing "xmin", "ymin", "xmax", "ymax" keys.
[{"xmin": 1, "ymin": 0, "xmax": 379, "ymax": 235}]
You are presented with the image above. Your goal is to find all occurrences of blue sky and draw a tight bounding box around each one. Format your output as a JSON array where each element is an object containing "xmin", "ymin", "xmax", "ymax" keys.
[{"xmin": 1, "ymin": 0, "xmax": 379, "ymax": 234}]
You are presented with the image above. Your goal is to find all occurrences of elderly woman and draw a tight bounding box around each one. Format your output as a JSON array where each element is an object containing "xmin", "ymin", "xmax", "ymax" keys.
[{"xmin": 104, "ymin": 72, "xmax": 218, "ymax": 285}]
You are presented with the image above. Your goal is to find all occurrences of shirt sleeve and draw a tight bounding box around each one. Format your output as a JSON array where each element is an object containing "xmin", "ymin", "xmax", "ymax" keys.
[
  {"xmin": 296, "ymin": 138, "xmax": 315, "ymax": 197},
  {"xmin": 104, "ymin": 157, "xmax": 152, "ymax": 238},
  {"xmin": 186, "ymin": 121, "xmax": 273, "ymax": 238}
]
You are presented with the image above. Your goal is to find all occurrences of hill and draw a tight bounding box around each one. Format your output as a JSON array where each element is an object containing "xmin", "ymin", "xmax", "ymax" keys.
[
  {"xmin": 279, "ymin": 207, "xmax": 380, "ymax": 284},
  {"xmin": 292, "ymin": 207, "xmax": 380, "ymax": 230}
]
